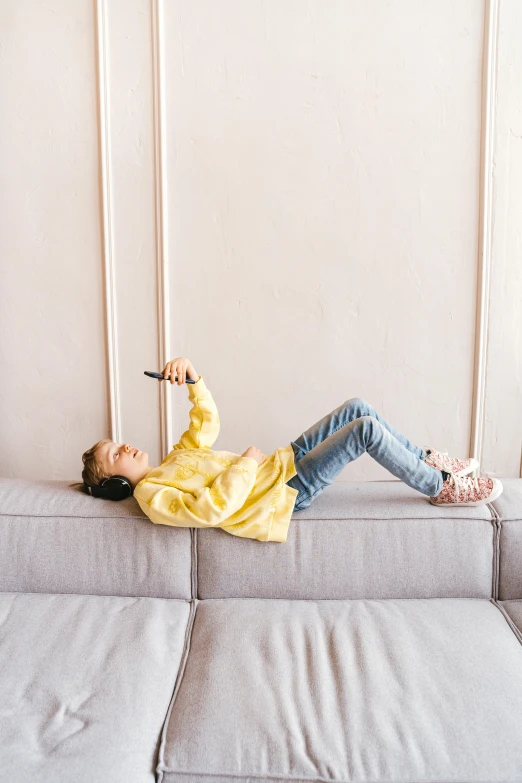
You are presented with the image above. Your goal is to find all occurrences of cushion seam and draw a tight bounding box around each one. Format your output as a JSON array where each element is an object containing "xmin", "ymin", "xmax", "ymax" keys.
[
  {"xmin": 491, "ymin": 598, "xmax": 522, "ymax": 647},
  {"xmin": 487, "ymin": 502, "xmax": 500, "ymax": 600},
  {"xmin": 156, "ymin": 598, "xmax": 199, "ymax": 780}
]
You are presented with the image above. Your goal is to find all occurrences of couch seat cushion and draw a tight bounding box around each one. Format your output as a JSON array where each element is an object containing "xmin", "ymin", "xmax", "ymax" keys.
[
  {"xmin": 0, "ymin": 592, "xmax": 191, "ymax": 783},
  {"xmin": 159, "ymin": 597, "xmax": 522, "ymax": 783}
]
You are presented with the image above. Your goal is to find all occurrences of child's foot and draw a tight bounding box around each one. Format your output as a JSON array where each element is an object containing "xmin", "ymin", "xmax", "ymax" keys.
[
  {"xmin": 424, "ymin": 447, "xmax": 479, "ymax": 477},
  {"xmin": 430, "ymin": 472, "xmax": 503, "ymax": 507}
]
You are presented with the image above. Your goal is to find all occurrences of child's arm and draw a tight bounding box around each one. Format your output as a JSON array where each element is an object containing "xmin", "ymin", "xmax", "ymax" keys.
[
  {"xmin": 134, "ymin": 456, "xmax": 258, "ymax": 528},
  {"xmin": 171, "ymin": 375, "xmax": 220, "ymax": 451}
]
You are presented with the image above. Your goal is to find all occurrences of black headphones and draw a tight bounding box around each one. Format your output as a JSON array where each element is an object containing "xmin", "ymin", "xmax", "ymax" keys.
[{"xmin": 83, "ymin": 475, "xmax": 133, "ymax": 501}]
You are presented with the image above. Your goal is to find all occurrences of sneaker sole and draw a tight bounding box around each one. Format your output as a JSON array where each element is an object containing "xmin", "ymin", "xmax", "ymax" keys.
[{"xmin": 430, "ymin": 477, "xmax": 504, "ymax": 507}]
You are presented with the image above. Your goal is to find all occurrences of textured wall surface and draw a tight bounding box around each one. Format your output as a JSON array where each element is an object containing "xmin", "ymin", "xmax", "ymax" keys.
[
  {"xmin": 483, "ymin": 0, "xmax": 522, "ymax": 478},
  {"xmin": 1, "ymin": 0, "xmax": 106, "ymax": 479},
  {"xmin": 1, "ymin": 0, "xmax": 520, "ymax": 483}
]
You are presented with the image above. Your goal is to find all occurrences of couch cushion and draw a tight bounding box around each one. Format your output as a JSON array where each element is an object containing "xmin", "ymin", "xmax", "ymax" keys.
[
  {"xmin": 491, "ymin": 478, "xmax": 522, "ymax": 599},
  {"xmin": 498, "ymin": 600, "xmax": 522, "ymax": 644},
  {"xmin": 0, "ymin": 479, "xmax": 193, "ymax": 599},
  {"xmin": 0, "ymin": 591, "xmax": 192, "ymax": 783},
  {"xmin": 197, "ymin": 481, "xmax": 496, "ymax": 599},
  {"xmin": 158, "ymin": 597, "xmax": 522, "ymax": 783}
]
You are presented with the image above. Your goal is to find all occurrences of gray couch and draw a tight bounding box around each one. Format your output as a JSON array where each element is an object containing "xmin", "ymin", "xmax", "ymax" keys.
[{"xmin": 1, "ymin": 475, "xmax": 522, "ymax": 783}]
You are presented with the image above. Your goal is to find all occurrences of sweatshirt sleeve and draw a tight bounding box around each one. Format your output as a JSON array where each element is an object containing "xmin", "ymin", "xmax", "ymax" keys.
[
  {"xmin": 134, "ymin": 456, "xmax": 259, "ymax": 528},
  {"xmin": 172, "ymin": 375, "xmax": 220, "ymax": 451}
]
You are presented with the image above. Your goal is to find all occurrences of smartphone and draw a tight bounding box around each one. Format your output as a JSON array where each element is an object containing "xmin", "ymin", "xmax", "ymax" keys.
[{"xmin": 144, "ymin": 370, "xmax": 196, "ymax": 384}]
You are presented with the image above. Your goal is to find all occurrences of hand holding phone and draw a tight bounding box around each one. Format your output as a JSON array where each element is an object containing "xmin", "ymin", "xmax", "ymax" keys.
[{"xmin": 144, "ymin": 371, "xmax": 196, "ymax": 384}]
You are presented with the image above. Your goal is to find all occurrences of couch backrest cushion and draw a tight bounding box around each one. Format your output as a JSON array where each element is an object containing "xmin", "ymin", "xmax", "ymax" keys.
[
  {"xmin": 491, "ymin": 478, "xmax": 522, "ymax": 600},
  {"xmin": 197, "ymin": 481, "xmax": 496, "ymax": 600},
  {"xmin": 2, "ymin": 477, "xmax": 517, "ymax": 602},
  {"xmin": 0, "ymin": 479, "xmax": 192, "ymax": 599}
]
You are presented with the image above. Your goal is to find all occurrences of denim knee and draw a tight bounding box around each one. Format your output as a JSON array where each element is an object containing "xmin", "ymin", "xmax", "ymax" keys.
[
  {"xmin": 346, "ymin": 396, "xmax": 369, "ymax": 411},
  {"xmin": 294, "ymin": 496, "xmax": 312, "ymax": 511}
]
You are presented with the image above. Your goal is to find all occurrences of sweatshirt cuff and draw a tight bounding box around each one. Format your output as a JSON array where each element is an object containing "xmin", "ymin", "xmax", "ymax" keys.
[
  {"xmin": 188, "ymin": 375, "xmax": 205, "ymax": 395},
  {"xmin": 236, "ymin": 455, "xmax": 258, "ymax": 471}
]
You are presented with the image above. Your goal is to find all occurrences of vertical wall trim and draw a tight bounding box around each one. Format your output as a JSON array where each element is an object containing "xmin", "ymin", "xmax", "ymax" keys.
[
  {"xmin": 470, "ymin": 0, "xmax": 499, "ymax": 475},
  {"xmin": 95, "ymin": 0, "xmax": 121, "ymax": 444},
  {"xmin": 151, "ymin": 0, "xmax": 172, "ymax": 457}
]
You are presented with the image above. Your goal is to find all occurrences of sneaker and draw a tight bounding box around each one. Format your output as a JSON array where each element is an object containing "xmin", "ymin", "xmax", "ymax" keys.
[
  {"xmin": 424, "ymin": 447, "xmax": 479, "ymax": 477},
  {"xmin": 430, "ymin": 472, "xmax": 503, "ymax": 507}
]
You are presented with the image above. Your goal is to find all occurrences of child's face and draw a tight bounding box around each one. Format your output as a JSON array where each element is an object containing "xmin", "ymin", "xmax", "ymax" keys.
[{"xmin": 96, "ymin": 441, "xmax": 150, "ymax": 488}]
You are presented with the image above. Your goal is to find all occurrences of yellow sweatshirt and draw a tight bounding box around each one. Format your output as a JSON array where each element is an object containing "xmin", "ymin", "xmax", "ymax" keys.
[{"xmin": 133, "ymin": 375, "xmax": 299, "ymax": 543}]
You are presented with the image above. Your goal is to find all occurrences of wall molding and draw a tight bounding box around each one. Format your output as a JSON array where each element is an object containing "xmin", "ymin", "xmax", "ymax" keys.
[
  {"xmin": 95, "ymin": 0, "xmax": 499, "ymax": 471},
  {"xmin": 470, "ymin": 0, "xmax": 499, "ymax": 476},
  {"xmin": 95, "ymin": 0, "xmax": 121, "ymax": 445},
  {"xmin": 151, "ymin": 0, "xmax": 172, "ymax": 457}
]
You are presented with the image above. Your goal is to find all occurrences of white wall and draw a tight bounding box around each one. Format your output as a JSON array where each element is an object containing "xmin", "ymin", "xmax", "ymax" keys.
[{"xmin": 1, "ymin": 0, "xmax": 520, "ymax": 483}]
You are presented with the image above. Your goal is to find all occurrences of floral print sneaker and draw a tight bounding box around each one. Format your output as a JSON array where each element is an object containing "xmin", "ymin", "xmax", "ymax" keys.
[
  {"xmin": 423, "ymin": 447, "xmax": 479, "ymax": 477},
  {"xmin": 430, "ymin": 473, "xmax": 503, "ymax": 507}
]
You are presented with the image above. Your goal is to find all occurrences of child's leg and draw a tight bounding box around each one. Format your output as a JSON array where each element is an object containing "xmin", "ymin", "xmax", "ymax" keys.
[
  {"xmin": 290, "ymin": 397, "xmax": 427, "ymax": 462},
  {"xmin": 287, "ymin": 415, "xmax": 444, "ymax": 510}
]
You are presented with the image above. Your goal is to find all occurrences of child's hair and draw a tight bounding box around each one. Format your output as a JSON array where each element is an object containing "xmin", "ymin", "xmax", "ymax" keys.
[{"xmin": 68, "ymin": 438, "xmax": 112, "ymax": 493}]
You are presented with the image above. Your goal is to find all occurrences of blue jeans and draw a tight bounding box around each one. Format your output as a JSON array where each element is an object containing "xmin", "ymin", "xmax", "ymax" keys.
[{"xmin": 285, "ymin": 397, "xmax": 444, "ymax": 510}]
